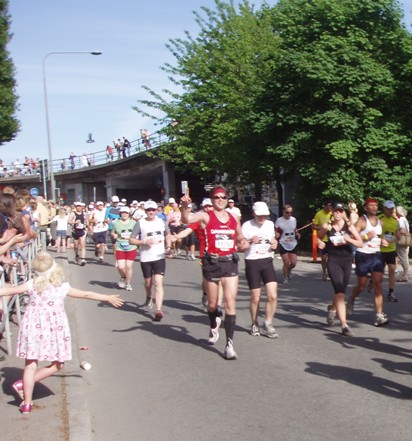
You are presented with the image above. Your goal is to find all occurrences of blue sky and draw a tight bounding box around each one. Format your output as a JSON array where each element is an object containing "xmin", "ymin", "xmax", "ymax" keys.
[{"xmin": 2, "ymin": 0, "xmax": 412, "ymax": 165}]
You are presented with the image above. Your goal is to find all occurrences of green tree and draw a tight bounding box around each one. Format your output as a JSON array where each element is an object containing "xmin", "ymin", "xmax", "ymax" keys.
[
  {"xmin": 255, "ymin": 0, "xmax": 412, "ymax": 213},
  {"xmin": 0, "ymin": 0, "xmax": 19, "ymax": 144},
  {"xmin": 135, "ymin": 0, "xmax": 278, "ymax": 194}
]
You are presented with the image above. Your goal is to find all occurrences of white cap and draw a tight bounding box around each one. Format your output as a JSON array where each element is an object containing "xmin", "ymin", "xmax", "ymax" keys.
[
  {"xmin": 144, "ymin": 200, "xmax": 158, "ymax": 210},
  {"xmin": 96, "ymin": 201, "xmax": 104, "ymax": 206},
  {"xmin": 74, "ymin": 201, "xmax": 82, "ymax": 206},
  {"xmin": 131, "ymin": 200, "xmax": 138, "ymax": 205},
  {"xmin": 88, "ymin": 204, "xmax": 94, "ymax": 209},
  {"xmin": 228, "ymin": 199, "xmax": 234, "ymax": 203},
  {"xmin": 121, "ymin": 198, "xmax": 127, "ymax": 203},
  {"xmin": 168, "ymin": 197, "xmax": 176, "ymax": 204},
  {"xmin": 139, "ymin": 201, "xmax": 145, "ymax": 205},
  {"xmin": 111, "ymin": 195, "xmax": 119, "ymax": 203},
  {"xmin": 253, "ymin": 201, "xmax": 270, "ymax": 216},
  {"xmin": 202, "ymin": 198, "xmax": 212, "ymax": 207},
  {"xmin": 120, "ymin": 206, "xmax": 130, "ymax": 213}
]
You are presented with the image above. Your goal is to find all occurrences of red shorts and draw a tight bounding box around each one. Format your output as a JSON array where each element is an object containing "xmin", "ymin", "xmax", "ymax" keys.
[{"xmin": 116, "ymin": 249, "xmax": 137, "ymax": 261}]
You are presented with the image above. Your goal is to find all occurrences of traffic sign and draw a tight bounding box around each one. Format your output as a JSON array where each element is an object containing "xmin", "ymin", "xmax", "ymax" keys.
[{"xmin": 30, "ymin": 187, "xmax": 39, "ymax": 198}]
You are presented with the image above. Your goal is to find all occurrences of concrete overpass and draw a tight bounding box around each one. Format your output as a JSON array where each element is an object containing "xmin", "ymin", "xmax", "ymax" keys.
[{"xmin": 0, "ymin": 137, "xmax": 184, "ymax": 203}]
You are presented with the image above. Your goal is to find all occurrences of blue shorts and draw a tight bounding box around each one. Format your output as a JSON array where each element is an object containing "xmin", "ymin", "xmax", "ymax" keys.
[
  {"xmin": 56, "ymin": 230, "xmax": 66, "ymax": 239},
  {"xmin": 355, "ymin": 252, "xmax": 384, "ymax": 277},
  {"xmin": 93, "ymin": 231, "xmax": 107, "ymax": 244}
]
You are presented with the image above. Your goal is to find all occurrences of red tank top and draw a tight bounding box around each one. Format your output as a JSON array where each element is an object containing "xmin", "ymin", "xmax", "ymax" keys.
[
  {"xmin": 204, "ymin": 210, "xmax": 237, "ymax": 256},
  {"xmin": 188, "ymin": 222, "xmax": 206, "ymax": 257}
]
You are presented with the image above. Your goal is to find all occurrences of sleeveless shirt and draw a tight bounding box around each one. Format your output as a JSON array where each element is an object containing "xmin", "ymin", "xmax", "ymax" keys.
[{"xmin": 204, "ymin": 210, "xmax": 237, "ymax": 256}]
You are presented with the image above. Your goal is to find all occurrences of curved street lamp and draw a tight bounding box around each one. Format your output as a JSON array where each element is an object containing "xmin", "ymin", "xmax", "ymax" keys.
[{"xmin": 42, "ymin": 51, "xmax": 102, "ymax": 200}]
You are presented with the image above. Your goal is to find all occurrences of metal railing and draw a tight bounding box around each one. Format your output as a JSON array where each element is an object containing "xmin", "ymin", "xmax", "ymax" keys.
[
  {"xmin": 0, "ymin": 236, "xmax": 43, "ymax": 355},
  {"xmin": 0, "ymin": 132, "xmax": 170, "ymax": 177}
]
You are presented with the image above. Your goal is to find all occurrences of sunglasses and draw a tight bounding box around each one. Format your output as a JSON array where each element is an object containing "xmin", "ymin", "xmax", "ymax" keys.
[
  {"xmin": 285, "ymin": 211, "xmax": 293, "ymax": 214},
  {"xmin": 212, "ymin": 195, "xmax": 228, "ymax": 200},
  {"xmin": 146, "ymin": 208, "xmax": 156, "ymax": 212},
  {"xmin": 333, "ymin": 208, "xmax": 344, "ymax": 213}
]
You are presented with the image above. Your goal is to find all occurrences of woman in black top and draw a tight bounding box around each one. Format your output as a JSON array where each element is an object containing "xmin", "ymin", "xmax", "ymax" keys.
[{"xmin": 318, "ymin": 203, "xmax": 363, "ymax": 336}]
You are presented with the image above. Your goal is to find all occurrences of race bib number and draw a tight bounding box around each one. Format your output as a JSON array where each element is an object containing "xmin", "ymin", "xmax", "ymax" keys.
[
  {"xmin": 330, "ymin": 235, "xmax": 346, "ymax": 246},
  {"xmin": 75, "ymin": 223, "xmax": 84, "ymax": 229},
  {"xmin": 255, "ymin": 242, "xmax": 270, "ymax": 254},
  {"xmin": 216, "ymin": 238, "xmax": 234, "ymax": 251},
  {"xmin": 284, "ymin": 232, "xmax": 295, "ymax": 243},
  {"xmin": 369, "ymin": 237, "xmax": 381, "ymax": 248}
]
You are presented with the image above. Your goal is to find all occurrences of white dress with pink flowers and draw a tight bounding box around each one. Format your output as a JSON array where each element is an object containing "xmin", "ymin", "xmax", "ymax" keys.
[{"xmin": 16, "ymin": 280, "xmax": 72, "ymax": 362}]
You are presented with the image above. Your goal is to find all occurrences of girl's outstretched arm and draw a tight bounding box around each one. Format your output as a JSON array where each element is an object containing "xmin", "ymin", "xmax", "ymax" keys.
[
  {"xmin": 0, "ymin": 281, "xmax": 29, "ymax": 297},
  {"xmin": 67, "ymin": 287, "xmax": 124, "ymax": 308}
]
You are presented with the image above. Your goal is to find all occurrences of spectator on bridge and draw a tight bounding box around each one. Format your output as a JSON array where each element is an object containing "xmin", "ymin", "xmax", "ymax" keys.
[
  {"xmin": 141, "ymin": 129, "xmax": 151, "ymax": 149},
  {"xmin": 80, "ymin": 153, "xmax": 88, "ymax": 168},
  {"xmin": 123, "ymin": 137, "xmax": 131, "ymax": 157},
  {"xmin": 0, "ymin": 251, "xmax": 123, "ymax": 415},
  {"xmin": 60, "ymin": 159, "xmax": 67, "ymax": 171},
  {"xmin": 69, "ymin": 152, "xmax": 76, "ymax": 170},
  {"xmin": 106, "ymin": 145, "xmax": 114, "ymax": 162},
  {"xmin": 13, "ymin": 159, "xmax": 22, "ymax": 175},
  {"xmin": 114, "ymin": 139, "xmax": 122, "ymax": 160}
]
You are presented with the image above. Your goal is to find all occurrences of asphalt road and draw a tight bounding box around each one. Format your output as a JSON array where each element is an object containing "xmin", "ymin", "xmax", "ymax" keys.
[
  {"xmin": 68, "ymin": 248, "xmax": 412, "ymax": 441},
  {"xmin": 1, "ymin": 246, "xmax": 411, "ymax": 441}
]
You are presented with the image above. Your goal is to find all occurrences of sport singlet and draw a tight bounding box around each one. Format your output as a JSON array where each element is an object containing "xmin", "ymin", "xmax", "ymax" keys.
[
  {"xmin": 357, "ymin": 215, "xmax": 382, "ymax": 254},
  {"xmin": 204, "ymin": 210, "xmax": 237, "ymax": 256},
  {"xmin": 325, "ymin": 222, "xmax": 352, "ymax": 256},
  {"xmin": 378, "ymin": 214, "xmax": 398, "ymax": 253},
  {"xmin": 74, "ymin": 212, "xmax": 86, "ymax": 231}
]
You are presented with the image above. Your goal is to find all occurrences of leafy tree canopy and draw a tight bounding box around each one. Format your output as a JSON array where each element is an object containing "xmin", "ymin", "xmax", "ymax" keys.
[
  {"xmin": 0, "ymin": 0, "xmax": 19, "ymax": 144},
  {"xmin": 135, "ymin": 0, "xmax": 412, "ymax": 215}
]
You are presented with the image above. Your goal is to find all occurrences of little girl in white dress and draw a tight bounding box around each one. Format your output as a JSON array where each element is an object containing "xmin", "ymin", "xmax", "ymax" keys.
[{"xmin": 0, "ymin": 252, "xmax": 123, "ymax": 414}]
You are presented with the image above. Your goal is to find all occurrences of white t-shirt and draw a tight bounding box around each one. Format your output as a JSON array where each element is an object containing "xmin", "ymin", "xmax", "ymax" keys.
[
  {"xmin": 132, "ymin": 218, "xmax": 169, "ymax": 262},
  {"xmin": 92, "ymin": 209, "xmax": 108, "ymax": 233},
  {"xmin": 275, "ymin": 216, "xmax": 298, "ymax": 251},
  {"xmin": 398, "ymin": 216, "xmax": 410, "ymax": 233},
  {"xmin": 226, "ymin": 206, "xmax": 241, "ymax": 218},
  {"xmin": 242, "ymin": 219, "xmax": 275, "ymax": 260},
  {"xmin": 53, "ymin": 215, "xmax": 69, "ymax": 231}
]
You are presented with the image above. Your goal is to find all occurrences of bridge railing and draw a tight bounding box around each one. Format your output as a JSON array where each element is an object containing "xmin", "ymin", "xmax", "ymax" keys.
[{"xmin": 0, "ymin": 131, "xmax": 170, "ymax": 176}]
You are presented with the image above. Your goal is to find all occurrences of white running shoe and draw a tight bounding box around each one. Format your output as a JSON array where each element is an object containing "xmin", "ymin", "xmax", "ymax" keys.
[
  {"xmin": 118, "ymin": 278, "xmax": 126, "ymax": 289},
  {"xmin": 208, "ymin": 317, "xmax": 221, "ymax": 344},
  {"xmin": 224, "ymin": 339, "xmax": 238, "ymax": 360},
  {"xmin": 125, "ymin": 283, "xmax": 133, "ymax": 291}
]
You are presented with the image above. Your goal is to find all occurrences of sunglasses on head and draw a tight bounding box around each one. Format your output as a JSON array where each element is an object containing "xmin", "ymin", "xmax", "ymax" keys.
[{"xmin": 212, "ymin": 195, "xmax": 228, "ymax": 200}]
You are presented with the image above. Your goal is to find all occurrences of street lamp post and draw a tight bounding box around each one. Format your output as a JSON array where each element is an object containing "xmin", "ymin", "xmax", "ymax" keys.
[{"xmin": 42, "ymin": 51, "xmax": 102, "ymax": 200}]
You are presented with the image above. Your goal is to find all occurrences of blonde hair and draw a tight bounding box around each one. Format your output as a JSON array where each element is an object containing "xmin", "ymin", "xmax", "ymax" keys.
[
  {"xmin": 32, "ymin": 252, "xmax": 65, "ymax": 293},
  {"xmin": 58, "ymin": 208, "xmax": 66, "ymax": 218},
  {"xmin": 348, "ymin": 201, "xmax": 357, "ymax": 212}
]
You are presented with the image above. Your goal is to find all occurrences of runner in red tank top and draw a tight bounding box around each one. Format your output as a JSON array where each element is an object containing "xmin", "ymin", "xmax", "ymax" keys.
[{"xmin": 181, "ymin": 186, "xmax": 249, "ymax": 360}]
